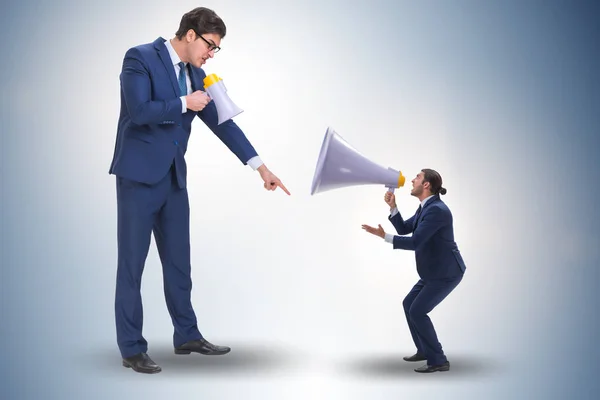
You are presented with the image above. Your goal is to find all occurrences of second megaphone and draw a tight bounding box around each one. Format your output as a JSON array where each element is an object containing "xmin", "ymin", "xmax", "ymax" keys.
[
  {"xmin": 310, "ymin": 127, "xmax": 405, "ymax": 195},
  {"xmin": 203, "ymin": 73, "xmax": 244, "ymax": 125}
]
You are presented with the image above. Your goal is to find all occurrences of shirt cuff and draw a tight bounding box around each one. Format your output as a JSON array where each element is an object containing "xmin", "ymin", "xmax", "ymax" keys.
[
  {"xmin": 180, "ymin": 96, "xmax": 187, "ymax": 113},
  {"xmin": 384, "ymin": 233, "xmax": 394, "ymax": 243},
  {"xmin": 390, "ymin": 207, "xmax": 399, "ymax": 217},
  {"xmin": 247, "ymin": 156, "xmax": 263, "ymax": 170}
]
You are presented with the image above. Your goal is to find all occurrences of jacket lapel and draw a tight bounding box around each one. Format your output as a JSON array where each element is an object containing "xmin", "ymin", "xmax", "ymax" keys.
[
  {"xmin": 414, "ymin": 195, "xmax": 440, "ymax": 229},
  {"xmin": 153, "ymin": 37, "xmax": 179, "ymax": 97},
  {"xmin": 188, "ymin": 66, "xmax": 200, "ymax": 92},
  {"xmin": 413, "ymin": 205, "xmax": 423, "ymax": 230}
]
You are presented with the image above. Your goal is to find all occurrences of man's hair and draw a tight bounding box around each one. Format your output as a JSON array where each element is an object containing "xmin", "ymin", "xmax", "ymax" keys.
[
  {"xmin": 421, "ymin": 169, "xmax": 447, "ymax": 195},
  {"xmin": 175, "ymin": 7, "xmax": 226, "ymax": 39}
]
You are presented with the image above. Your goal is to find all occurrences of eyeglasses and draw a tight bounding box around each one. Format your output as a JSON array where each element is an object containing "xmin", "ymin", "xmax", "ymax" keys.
[{"xmin": 195, "ymin": 33, "xmax": 221, "ymax": 53}]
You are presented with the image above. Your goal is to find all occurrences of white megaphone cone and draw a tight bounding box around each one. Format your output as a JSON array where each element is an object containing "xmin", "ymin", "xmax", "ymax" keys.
[
  {"xmin": 203, "ymin": 73, "xmax": 244, "ymax": 125},
  {"xmin": 310, "ymin": 127, "xmax": 406, "ymax": 195}
]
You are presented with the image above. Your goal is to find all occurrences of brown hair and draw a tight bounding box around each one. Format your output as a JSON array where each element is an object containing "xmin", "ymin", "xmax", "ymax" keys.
[
  {"xmin": 421, "ymin": 169, "xmax": 447, "ymax": 195},
  {"xmin": 175, "ymin": 7, "xmax": 227, "ymax": 39}
]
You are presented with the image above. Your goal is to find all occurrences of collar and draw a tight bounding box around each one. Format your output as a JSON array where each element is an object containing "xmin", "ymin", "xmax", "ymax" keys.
[
  {"xmin": 420, "ymin": 194, "xmax": 435, "ymax": 208},
  {"xmin": 164, "ymin": 38, "xmax": 184, "ymax": 67}
]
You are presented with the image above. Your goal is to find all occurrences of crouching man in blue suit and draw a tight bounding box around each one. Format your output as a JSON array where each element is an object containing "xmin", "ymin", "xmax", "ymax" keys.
[
  {"xmin": 109, "ymin": 7, "xmax": 290, "ymax": 374},
  {"xmin": 362, "ymin": 169, "xmax": 466, "ymax": 373}
]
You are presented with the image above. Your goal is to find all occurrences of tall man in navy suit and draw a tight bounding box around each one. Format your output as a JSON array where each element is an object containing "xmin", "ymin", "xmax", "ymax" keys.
[
  {"xmin": 362, "ymin": 169, "xmax": 466, "ymax": 373},
  {"xmin": 109, "ymin": 7, "xmax": 290, "ymax": 374}
]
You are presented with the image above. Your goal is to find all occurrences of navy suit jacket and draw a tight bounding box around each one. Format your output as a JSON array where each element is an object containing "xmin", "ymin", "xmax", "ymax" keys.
[
  {"xmin": 109, "ymin": 37, "xmax": 258, "ymax": 187},
  {"xmin": 388, "ymin": 195, "xmax": 466, "ymax": 280}
]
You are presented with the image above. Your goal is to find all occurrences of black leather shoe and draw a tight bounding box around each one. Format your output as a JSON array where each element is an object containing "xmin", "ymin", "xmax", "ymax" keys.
[
  {"xmin": 122, "ymin": 353, "xmax": 162, "ymax": 374},
  {"xmin": 403, "ymin": 353, "xmax": 427, "ymax": 362},
  {"xmin": 414, "ymin": 361, "xmax": 450, "ymax": 373},
  {"xmin": 174, "ymin": 339, "xmax": 231, "ymax": 355}
]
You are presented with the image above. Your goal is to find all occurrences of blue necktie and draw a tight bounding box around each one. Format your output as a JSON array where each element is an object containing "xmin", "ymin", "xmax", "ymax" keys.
[{"xmin": 178, "ymin": 62, "xmax": 187, "ymax": 96}]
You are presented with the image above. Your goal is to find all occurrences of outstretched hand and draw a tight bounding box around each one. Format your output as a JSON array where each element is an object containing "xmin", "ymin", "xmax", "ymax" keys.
[
  {"xmin": 361, "ymin": 223, "xmax": 386, "ymax": 238},
  {"xmin": 258, "ymin": 165, "xmax": 291, "ymax": 195}
]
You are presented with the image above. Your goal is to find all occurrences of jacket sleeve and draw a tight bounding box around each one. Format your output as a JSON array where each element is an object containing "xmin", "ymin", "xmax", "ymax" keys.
[
  {"xmin": 196, "ymin": 101, "xmax": 259, "ymax": 165},
  {"xmin": 120, "ymin": 48, "xmax": 182, "ymax": 126},
  {"xmin": 388, "ymin": 211, "xmax": 415, "ymax": 235},
  {"xmin": 392, "ymin": 206, "xmax": 448, "ymax": 251}
]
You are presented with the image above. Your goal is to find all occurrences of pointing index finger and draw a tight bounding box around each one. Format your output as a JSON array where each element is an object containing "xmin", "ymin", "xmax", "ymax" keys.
[{"xmin": 277, "ymin": 181, "xmax": 291, "ymax": 195}]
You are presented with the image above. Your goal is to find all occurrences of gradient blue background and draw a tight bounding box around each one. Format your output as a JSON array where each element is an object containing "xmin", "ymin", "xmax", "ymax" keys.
[{"xmin": 1, "ymin": 0, "xmax": 599, "ymax": 398}]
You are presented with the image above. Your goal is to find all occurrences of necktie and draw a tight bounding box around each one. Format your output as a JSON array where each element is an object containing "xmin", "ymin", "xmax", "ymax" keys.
[
  {"xmin": 414, "ymin": 205, "xmax": 423, "ymax": 229},
  {"xmin": 178, "ymin": 62, "xmax": 187, "ymax": 96}
]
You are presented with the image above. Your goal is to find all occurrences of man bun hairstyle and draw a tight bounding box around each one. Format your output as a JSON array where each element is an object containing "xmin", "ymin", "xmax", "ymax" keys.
[
  {"xmin": 421, "ymin": 168, "xmax": 447, "ymax": 195},
  {"xmin": 176, "ymin": 7, "xmax": 227, "ymax": 39}
]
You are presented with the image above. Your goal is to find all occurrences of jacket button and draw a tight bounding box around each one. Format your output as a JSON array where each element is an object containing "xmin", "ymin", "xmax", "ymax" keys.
[{"xmin": 174, "ymin": 140, "xmax": 179, "ymax": 145}]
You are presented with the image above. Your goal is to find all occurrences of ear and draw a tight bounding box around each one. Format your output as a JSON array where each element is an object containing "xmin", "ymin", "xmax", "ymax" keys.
[{"xmin": 186, "ymin": 29, "xmax": 196, "ymax": 43}]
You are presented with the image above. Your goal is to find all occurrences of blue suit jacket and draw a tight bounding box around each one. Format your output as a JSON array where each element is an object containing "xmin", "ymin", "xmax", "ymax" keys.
[
  {"xmin": 109, "ymin": 37, "xmax": 258, "ymax": 187},
  {"xmin": 389, "ymin": 195, "xmax": 466, "ymax": 280}
]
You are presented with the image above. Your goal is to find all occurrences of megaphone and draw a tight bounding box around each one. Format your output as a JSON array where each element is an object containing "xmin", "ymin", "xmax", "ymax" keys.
[
  {"xmin": 310, "ymin": 127, "xmax": 406, "ymax": 195},
  {"xmin": 203, "ymin": 73, "xmax": 244, "ymax": 125}
]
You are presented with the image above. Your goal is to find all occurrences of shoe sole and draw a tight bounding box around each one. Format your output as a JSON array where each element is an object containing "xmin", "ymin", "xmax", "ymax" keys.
[
  {"xmin": 174, "ymin": 348, "xmax": 231, "ymax": 355},
  {"xmin": 122, "ymin": 362, "xmax": 162, "ymax": 374},
  {"xmin": 414, "ymin": 366, "xmax": 450, "ymax": 373}
]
